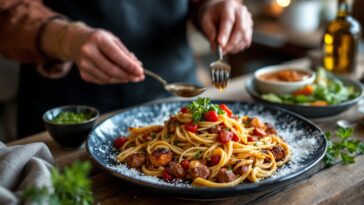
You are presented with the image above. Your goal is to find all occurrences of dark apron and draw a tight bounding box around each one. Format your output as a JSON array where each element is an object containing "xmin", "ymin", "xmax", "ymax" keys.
[{"xmin": 17, "ymin": 0, "xmax": 197, "ymax": 137}]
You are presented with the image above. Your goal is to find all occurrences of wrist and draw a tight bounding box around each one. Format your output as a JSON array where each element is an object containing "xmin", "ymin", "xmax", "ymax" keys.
[
  {"xmin": 41, "ymin": 20, "xmax": 94, "ymax": 61},
  {"xmin": 61, "ymin": 22, "xmax": 95, "ymax": 61}
]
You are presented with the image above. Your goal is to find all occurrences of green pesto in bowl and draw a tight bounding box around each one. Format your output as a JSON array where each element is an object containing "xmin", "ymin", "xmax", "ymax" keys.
[{"xmin": 51, "ymin": 111, "xmax": 93, "ymax": 124}]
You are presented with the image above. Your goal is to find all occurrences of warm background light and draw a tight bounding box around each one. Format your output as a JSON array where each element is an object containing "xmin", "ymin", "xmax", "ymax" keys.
[{"xmin": 276, "ymin": 0, "xmax": 291, "ymax": 8}]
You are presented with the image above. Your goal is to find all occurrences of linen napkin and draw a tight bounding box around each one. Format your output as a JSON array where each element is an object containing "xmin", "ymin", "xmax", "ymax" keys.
[{"xmin": 0, "ymin": 142, "xmax": 54, "ymax": 205}]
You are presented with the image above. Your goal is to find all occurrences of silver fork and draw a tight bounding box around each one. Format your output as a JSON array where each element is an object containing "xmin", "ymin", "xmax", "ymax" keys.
[{"xmin": 209, "ymin": 45, "xmax": 231, "ymax": 90}]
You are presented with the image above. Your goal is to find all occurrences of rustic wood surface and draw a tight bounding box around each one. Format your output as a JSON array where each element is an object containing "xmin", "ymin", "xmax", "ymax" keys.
[{"xmin": 8, "ymin": 57, "xmax": 364, "ymax": 205}]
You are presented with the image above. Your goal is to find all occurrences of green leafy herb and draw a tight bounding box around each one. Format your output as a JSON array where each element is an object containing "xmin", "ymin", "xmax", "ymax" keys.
[
  {"xmin": 324, "ymin": 128, "xmax": 364, "ymax": 166},
  {"xmin": 173, "ymin": 140, "xmax": 181, "ymax": 145},
  {"xmin": 186, "ymin": 98, "xmax": 224, "ymax": 123},
  {"xmin": 195, "ymin": 151, "xmax": 202, "ymax": 159},
  {"xmin": 22, "ymin": 161, "xmax": 93, "ymax": 205},
  {"xmin": 163, "ymin": 134, "xmax": 170, "ymax": 139}
]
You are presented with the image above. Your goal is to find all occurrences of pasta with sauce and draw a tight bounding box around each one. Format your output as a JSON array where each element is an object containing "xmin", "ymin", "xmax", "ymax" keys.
[{"xmin": 114, "ymin": 99, "xmax": 291, "ymax": 187}]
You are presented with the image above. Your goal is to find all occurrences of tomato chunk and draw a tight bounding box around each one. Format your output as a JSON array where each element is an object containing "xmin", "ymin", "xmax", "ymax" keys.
[
  {"xmin": 204, "ymin": 110, "xmax": 219, "ymax": 122},
  {"xmin": 185, "ymin": 122, "xmax": 198, "ymax": 132},
  {"xmin": 114, "ymin": 137, "xmax": 127, "ymax": 149},
  {"xmin": 180, "ymin": 107, "xmax": 189, "ymax": 113},
  {"xmin": 232, "ymin": 133, "xmax": 239, "ymax": 142},
  {"xmin": 180, "ymin": 160, "xmax": 189, "ymax": 170},
  {"xmin": 218, "ymin": 130, "xmax": 233, "ymax": 144},
  {"xmin": 162, "ymin": 169, "xmax": 174, "ymax": 182},
  {"xmin": 208, "ymin": 155, "xmax": 221, "ymax": 166},
  {"xmin": 247, "ymin": 136, "xmax": 254, "ymax": 142},
  {"xmin": 310, "ymin": 101, "xmax": 328, "ymax": 106},
  {"xmin": 293, "ymin": 85, "xmax": 314, "ymax": 96},
  {"xmin": 219, "ymin": 104, "xmax": 233, "ymax": 117}
]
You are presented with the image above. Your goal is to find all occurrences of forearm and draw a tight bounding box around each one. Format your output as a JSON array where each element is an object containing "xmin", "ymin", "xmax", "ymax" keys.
[{"xmin": 0, "ymin": 0, "xmax": 60, "ymax": 63}]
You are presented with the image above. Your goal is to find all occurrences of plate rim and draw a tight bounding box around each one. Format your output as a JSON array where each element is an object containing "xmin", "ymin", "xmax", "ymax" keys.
[{"xmin": 86, "ymin": 100, "xmax": 327, "ymax": 194}]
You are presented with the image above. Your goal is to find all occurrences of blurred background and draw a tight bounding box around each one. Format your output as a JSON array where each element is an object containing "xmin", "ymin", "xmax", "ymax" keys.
[{"xmin": 1, "ymin": 0, "xmax": 363, "ymax": 142}]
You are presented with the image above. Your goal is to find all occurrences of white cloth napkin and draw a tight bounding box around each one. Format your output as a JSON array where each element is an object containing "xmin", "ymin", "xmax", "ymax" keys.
[{"xmin": 0, "ymin": 142, "xmax": 54, "ymax": 205}]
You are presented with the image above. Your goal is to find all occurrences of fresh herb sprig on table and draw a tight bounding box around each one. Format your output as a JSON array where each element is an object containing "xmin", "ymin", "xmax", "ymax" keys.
[
  {"xmin": 186, "ymin": 97, "xmax": 224, "ymax": 123},
  {"xmin": 324, "ymin": 128, "xmax": 364, "ymax": 166},
  {"xmin": 22, "ymin": 161, "xmax": 93, "ymax": 205}
]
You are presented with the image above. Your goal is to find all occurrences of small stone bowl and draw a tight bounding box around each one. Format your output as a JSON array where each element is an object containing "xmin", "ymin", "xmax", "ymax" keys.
[{"xmin": 43, "ymin": 105, "xmax": 99, "ymax": 149}]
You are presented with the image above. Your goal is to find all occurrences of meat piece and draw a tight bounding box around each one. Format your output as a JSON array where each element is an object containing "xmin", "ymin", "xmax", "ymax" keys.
[
  {"xmin": 166, "ymin": 161, "xmax": 186, "ymax": 178},
  {"xmin": 250, "ymin": 118, "xmax": 265, "ymax": 128},
  {"xmin": 188, "ymin": 160, "xmax": 210, "ymax": 179},
  {"xmin": 265, "ymin": 123, "xmax": 277, "ymax": 135},
  {"xmin": 216, "ymin": 168, "xmax": 236, "ymax": 183},
  {"xmin": 234, "ymin": 165, "xmax": 248, "ymax": 175},
  {"xmin": 270, "ymin": 145, "xmax": 286, "ymax": 161},
  {"xmin": 149, "ymin": 148, "xmax": 173, "ymax": 166},
  {"xmin": 207, "ymin": 124, "xmax": 226, "ymax": 134},
  {"xmin": 207, "ymin": 127, "xmax": 219, "ymax": 134},
  {"xmin": 126, "ymin": 153, "xmax": 146, "ymax": 168}
]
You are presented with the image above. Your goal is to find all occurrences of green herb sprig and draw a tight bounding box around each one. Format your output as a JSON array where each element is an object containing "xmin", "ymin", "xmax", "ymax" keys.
[
  {"xmin": 324, "ymin": 128, "xmax": 364, "ymax": 166},
  {"xmin": 23, "ymin": 161, "xmax": 93, "ymax": 205},
  {"xmin": 186, "ymin": 98, "xmax": 224, "ymax": 123}
]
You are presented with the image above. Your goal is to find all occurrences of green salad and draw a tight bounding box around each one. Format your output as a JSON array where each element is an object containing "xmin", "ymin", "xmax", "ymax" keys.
[
  {"xmin": 261, "ymin": 68, "xmax": 360, "ymax": 106},
  {"xmin": 52, "ymin": 111, "xmax": 93, "ymax": 124}
]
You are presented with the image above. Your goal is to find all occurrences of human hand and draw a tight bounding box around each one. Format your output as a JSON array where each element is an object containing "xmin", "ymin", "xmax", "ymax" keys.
[
  {"xmin": 199, "ymin": 0, "xmax": 253, "ymax": 54},
  {"xmin": 63, "ymin": 25, "xmax": 144, "ymax": 84}
]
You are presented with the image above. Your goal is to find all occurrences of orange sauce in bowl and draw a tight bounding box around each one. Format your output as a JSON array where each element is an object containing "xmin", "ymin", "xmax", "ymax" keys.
[{"xmin": 259, "ymin": 69, "xmax": 311, "ymax": 82}]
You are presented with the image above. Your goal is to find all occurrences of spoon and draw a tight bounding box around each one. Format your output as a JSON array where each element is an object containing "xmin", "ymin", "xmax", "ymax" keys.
[
  {"xmin": 144, "ymin": 69, "xmax": 206, "ymax": 97},
  {"xmin": 337, "ymin": 118, "xmax": 364, "ymax": 128}
]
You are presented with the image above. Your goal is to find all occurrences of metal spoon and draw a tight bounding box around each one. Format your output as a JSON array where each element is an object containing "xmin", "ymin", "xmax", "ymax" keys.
[
  {"xmin": 144, "ymin": 69, "xmax": 206, "ymax": 97},
  {"xmin": 337, "ymin": 118, "xmax": 364, "ymax": 128}
]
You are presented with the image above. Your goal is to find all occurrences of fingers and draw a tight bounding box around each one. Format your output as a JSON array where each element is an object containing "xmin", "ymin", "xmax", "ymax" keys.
[
  {"xmin": 113, "ymin": 38, "xmax": 142, "ymax": 65},
  {"xmin": 93, "ymin": 31, "xmax": 144, "ymax": 77},
  {"xmin": 78, "ymin": 59, "xmax": 109, "ymax": 82},
  {"xmin": 217, "ymin": 7, "xmax": 235, "ymax": 48},
  {"xmin": 224, "ymin": 11, "xmax": 244, "ymax": 53},
  {"xmin": 201, "ymin": 13, "xmax": 217, "ymax": 50},
  {"xmin": 199, "ymin": 1, "xmax": 253, "ymax": 54},
  {"xmin": 75, "ymin": 30, "xmax": 146, "ymax": 84},
  {"xmin": 225, "ymin": 6, "xmax": 253, "ymax": 53}
]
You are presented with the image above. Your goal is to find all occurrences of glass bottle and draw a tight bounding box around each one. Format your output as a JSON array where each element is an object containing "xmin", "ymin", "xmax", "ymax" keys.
[{"xmin": 322, "ymin": 0, "xmax": 362, "ymax": 76}]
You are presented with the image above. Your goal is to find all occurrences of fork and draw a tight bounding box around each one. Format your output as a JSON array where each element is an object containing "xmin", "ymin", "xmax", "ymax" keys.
[{"xmin": 209, "ymin": 45, "xmax": 231, "ymax": 90}]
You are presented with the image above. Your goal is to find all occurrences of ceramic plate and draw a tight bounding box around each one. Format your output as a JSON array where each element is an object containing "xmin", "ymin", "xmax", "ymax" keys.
[
  {"xmin": 245, "ymin": 76, "xmax": 363, "ymax": 118},
  {"xmin": 86, "ymin": 100, "xmax": 326, "ymax": 199}
]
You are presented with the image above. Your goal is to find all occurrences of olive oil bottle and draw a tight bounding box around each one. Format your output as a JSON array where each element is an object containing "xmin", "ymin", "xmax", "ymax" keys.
[{"xmin": 322, "ymin": 0, "xmax": 362, "ymax": 76}]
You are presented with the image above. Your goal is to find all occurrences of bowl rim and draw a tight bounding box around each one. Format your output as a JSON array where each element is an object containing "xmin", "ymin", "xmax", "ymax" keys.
[
  {"xmin": 42, "ymin": 105, "xmax": 99, "ymax": 126},
  {"xmin": 254, "ymin": 65, "xmax": 316, "ymax": 86}
]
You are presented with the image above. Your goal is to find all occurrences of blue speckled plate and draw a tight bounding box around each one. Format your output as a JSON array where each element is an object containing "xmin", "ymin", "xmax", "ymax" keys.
[{"xmin": 86, "ymin": 100, "xmax": 326, "ymax": 199}]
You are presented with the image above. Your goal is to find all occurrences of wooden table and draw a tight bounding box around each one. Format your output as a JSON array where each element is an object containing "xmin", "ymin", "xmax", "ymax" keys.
[{"xmin": 8, "ymin": 58, "xmax": 364, "ymax": 205}]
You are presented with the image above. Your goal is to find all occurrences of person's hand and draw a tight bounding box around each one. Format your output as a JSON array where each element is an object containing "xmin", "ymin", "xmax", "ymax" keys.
[
  {"xmin": 63, "ymin": 25, "xmax": 145, "ymax": 84},
  {"xmin": 199, "ymin": 0, "xmax": 253, "ymax": 54}
]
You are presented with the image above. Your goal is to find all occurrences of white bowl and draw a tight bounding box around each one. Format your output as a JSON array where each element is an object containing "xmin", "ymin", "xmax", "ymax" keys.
[{"xmin": 254, "ymin": 65, "xmax": 315, "ymax": 95}]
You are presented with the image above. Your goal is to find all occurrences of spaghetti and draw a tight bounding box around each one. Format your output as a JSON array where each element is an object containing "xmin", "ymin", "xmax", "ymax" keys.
[{"xmin": 114, "ymin": 98, "xmax": 291, "ymax": 187}]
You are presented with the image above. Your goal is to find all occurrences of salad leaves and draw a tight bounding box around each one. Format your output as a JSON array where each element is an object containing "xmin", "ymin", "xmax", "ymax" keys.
[{"xmin": 261, "ymin": 68, "xmax": 359, "ymax": 106}]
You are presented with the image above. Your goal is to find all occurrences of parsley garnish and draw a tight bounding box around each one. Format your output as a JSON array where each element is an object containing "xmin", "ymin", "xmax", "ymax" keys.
[
  {"xmin": 186, "ymin": 98, "xmax": 224, "ymax": 123},
  {"xmin": 195, "ymin": 151, "xmax": 202, "ymax": 159},
  {"xmin": 324, "ymin": 128, "xmax": 364, "ymax": 166},
  {"xmin": 22, "ymin": 161, "xmax": 93, "ymax": 205}
]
